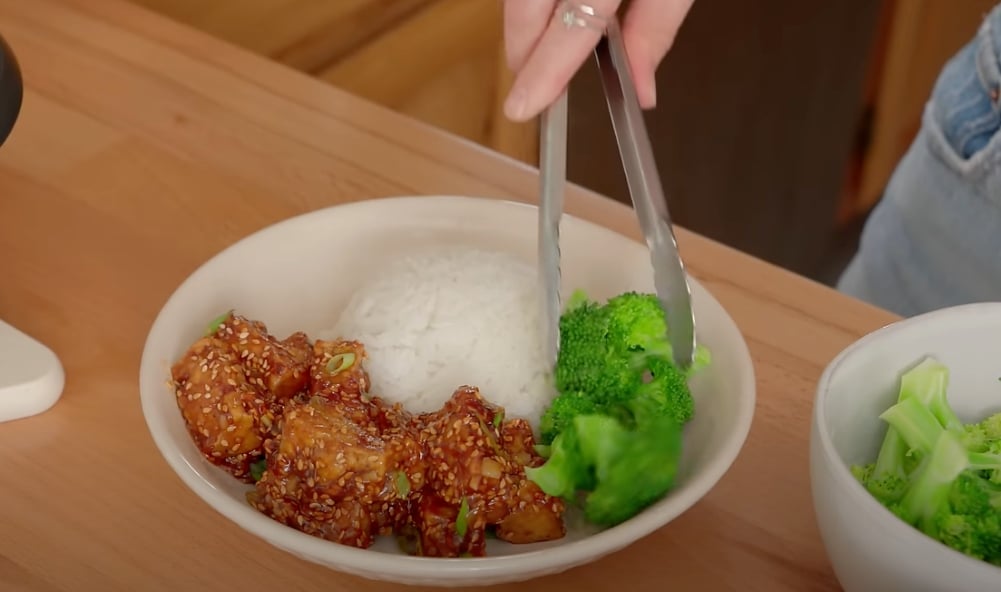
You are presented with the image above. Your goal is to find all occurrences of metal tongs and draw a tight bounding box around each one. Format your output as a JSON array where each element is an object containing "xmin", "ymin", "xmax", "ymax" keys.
[{"xmin": 538, "ymin": 15, "xmax": 696, "ymax": 372}]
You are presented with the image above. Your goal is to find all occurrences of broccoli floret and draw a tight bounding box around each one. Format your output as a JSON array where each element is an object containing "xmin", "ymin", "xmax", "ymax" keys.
[
  {"xmin": 526, "ymin": 411, "xmax": 683, "ymax": 527},
  {"xmin": 854, "ymin": 359, "xmax": 945, "ymax": 503},
  {"xmin": 540, "ymin": 290, "xmax": 707, "ymax": 445},
  {"xmin": 979, "ymin": 412, "xmax": 1001, "ymax": 440},
  {"xmin": 852, "ymin": 356, "xmax": 1001, "ymax": 567},
  {"xmin": 538, "ymin": 391, "xmax": 600, "ymax": 452},
  {"xmin": 604, "ymin": 292, "xmax": 670, "ymax": 353},
  {"xmin": 963, "ymin": 412, "xmax": 1001, "ymax": 455},
  {"xmin": 880, "ymin": 393, "xmax": 1001, "ymax": 483},
  {"xmin": 551, "ymin": 298, "xmax": 640, "ymax": 410},
  {"xmin": 580, "ymin": 413, "xmax": 683, "ymax": 526},
  {"xmin": 604, "ymin": 292, "xmax": 712, "ymax": 375},
  {"xmin": 524, "ymin": 421, "xmax": 591, "ymax": 500},
  {"xmin": 886, "ymin": 431, "xmax": 1001, "ymax": 564},
  {"xmin": 889, "ymin": 429, "xmax": 969, "ymax": 530},
  {"xmin": 852, "ymin": 460, "xmax": 908, "ymax": 504},
  {"xmin": 963, "ymin": 423, "xmax": 991, "ymax": 453},
  {"xmin": 863, "ymin": 358, "xmax": 969, "ymax": 479},
  {"xmin": 631, "ymin": 352, "xmax": 695, "ymax": 426},
  {"xmin": 936, "ymin": 511, "xmax": 1001, "ymax": 564},
  {"xmin": 528, "ymin": 290, "xmax": 703, "ymax": 526}
]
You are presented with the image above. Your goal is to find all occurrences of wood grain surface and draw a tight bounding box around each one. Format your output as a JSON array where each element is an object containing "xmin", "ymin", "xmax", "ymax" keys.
[
  {"xmin": 127, "ymin": 0, "xmax": 539, "ymax": 163},
  {"xmin": 0, "ymin": 1, "xmax": 897, "ymax": 590}
]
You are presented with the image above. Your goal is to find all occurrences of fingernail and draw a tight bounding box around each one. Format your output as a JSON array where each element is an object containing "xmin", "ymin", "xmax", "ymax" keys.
[{"xmin": 504, "ymin": 89, "xmax": 528, "ymax": 121}]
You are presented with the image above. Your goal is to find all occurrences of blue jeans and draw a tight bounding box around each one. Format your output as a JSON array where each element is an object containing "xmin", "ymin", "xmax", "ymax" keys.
[{"xmin": 837, "ymin": 5, "xmax": 1001, "ymax": 317}]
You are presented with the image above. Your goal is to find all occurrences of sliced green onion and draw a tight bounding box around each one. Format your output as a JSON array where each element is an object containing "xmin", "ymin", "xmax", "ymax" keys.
[
  {"xmin": 395, "ymin": 471, "xmax": 411, "ymax": 497},
  {"xmin": 250, "ymin": 458, "xmax": 267, "ymax": 482},
  {"xmin": 455, "ymin": 497, "xmax": 469, "ymax": 537},
  {"xmin": 325, "ymin": 352, "xmax": 356, "ymax": 375},
  {"xmin": 492, "ymin": 411, "xmax": 504, "ymax": 429},
  {"xmin": 205, "ymin": 310, "xmax": 232, "ymax": 336}
]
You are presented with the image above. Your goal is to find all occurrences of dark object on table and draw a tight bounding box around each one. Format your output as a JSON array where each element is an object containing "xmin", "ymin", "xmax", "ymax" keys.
[{"xmin": 0, "ymin": 34, "xmax": 23, "ymax": 148}]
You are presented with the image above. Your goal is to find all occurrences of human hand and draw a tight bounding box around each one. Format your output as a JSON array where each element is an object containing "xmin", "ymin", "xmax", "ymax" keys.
[{"xmin": 502, "ymin": 0, "xmax": 694, "ymax": 122}]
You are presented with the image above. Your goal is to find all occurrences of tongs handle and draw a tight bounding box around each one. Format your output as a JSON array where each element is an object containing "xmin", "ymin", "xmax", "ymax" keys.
[
  {"xmin": 538, "ymin": 91, "xmax": 568, "ymax": 370},
  {"xmin": 594, "ymin": 17, "xmax": 696, "ymax": 369}
]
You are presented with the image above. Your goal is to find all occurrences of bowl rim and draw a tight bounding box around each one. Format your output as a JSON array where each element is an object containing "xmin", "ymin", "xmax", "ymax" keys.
[
  {"xmin": 139, "ymin": 194, "xmax": 757, "ymax": 582},
  {"xmin": 813, "ymin": 301, "xmax": 1001, "ymax": 580}
]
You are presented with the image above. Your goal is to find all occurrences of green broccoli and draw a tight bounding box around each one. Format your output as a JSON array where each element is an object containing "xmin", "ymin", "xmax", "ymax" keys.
[
  {"xmin": 539, "ymin": 290, "xmax": 708, "ymax": 444},
  {"xmin": 549, "ymin": 297, "xmax": 639, "ymax": 418},
  {"xmin": 525, "ymin": 421, "xmax": 592, "ymax": 500},
  {"xmin": 632, "ymin": 352, "xmax": 695, "ymax": 427},
  {"xmin": 856, "ymin": 357, "xmax": 962, "ymax": 503},
  {"xmin": 882, "ymin": 430, "xmax": 1001, "ymax": 564},
  {"xmin": 852, "ymin": 356, "xmax": 1001, "ymax": 566},
  {"xmin": 527, "ymin": 290, "xmax": 707, "ymax": 527},
  {"xmin": 538, "ymin": 390, "xmax": 600, "ymax": 445},
  {"xmin": 965, "ymin": 412, "xmax": 1001, "ymax": 453},
  {"xmin": 525, "ymin": 410, "xmax": 683, "ymax": 526}
]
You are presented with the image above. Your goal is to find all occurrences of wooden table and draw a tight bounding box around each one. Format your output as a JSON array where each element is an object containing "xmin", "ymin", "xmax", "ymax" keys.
[{"xmin": 0, "ymin": 1, "xmax": 898, "ymax": 590}]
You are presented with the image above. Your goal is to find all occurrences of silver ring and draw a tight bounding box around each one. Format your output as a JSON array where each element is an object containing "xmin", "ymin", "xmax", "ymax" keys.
[{"xmin": 557, "ymin": 0, "xmax": 608, "ymax": 32}]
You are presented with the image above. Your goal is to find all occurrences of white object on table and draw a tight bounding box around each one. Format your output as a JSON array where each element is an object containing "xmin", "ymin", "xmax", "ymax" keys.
[{"xmin": 0, "ymin": 319, "xmax": 64, "ymax": 423}]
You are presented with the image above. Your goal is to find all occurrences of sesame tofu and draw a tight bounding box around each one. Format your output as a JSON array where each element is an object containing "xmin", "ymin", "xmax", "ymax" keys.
[
  {"xmin": 172, "ymin": 313, "xmax": 568, "ymax": 556},
  {"xmin": 170, "ymin": 336, "xmax": 276, "ymax": 482},
  {"xmin": 411, "ymin": 491, "xmax": 486, "ymax": 558},
  {"xmin": 211, "ymin": 313, "xmax": 311, "ymax": 401},
  {"xmin": 420, "ymin": 386, "xmax": 520, "ymax": 508},
  {"xmin": 416, "ymin": 386, "xmax": 565, "ymax": 542},
  {"xmin": 495, "ymin": 479, "xmax": 567, "ymax": 544},
  {"xmin": 250, "ymin": 395, "xmax": 425, "ymax": 548},
  {"xmin": 308, "ymin": 339, "xmax": 370, "ymax": 403},
  {"xmin": 171, "ymin": 312, "xmax": 312, "ymax": 482}
]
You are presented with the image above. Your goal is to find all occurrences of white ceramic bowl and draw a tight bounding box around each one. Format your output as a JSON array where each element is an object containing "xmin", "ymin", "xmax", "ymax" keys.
[
  {"xmin": 811, "ymin": 302, "xmax": 1001, "ymax": 592},
  {"xmin": 139, "ymin": 195, "xmax": 756, "ymax": 586}
]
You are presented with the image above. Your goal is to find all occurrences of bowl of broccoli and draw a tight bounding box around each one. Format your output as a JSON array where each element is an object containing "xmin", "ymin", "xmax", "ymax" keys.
[{"xmin": 811, "ymin": 302, "xmax": 1001, "ymax": 592}]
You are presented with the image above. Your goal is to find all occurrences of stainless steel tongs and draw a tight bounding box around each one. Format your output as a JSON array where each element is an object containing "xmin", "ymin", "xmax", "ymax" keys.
[{"xmin": 538, "ymin": 15, "xmax": 696, "ymax": 372}]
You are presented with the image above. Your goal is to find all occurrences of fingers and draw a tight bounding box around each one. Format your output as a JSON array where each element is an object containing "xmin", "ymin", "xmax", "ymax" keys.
[
  {"xmin": 620, "ymin": 0, "xmax": 694, "ymax": 108},
  {"xmin": 504, "ymin": 0, "xmax": 557, "ymax": 72},
  {"xmin": 503, "ymin": 0, "xmax": 624, "ymax": 122}
]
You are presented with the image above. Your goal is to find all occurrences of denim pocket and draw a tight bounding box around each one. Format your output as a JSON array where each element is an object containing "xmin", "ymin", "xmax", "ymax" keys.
[{"xmin": 925, "ymin": 7, "xmax": 1001, "ymax": 174}]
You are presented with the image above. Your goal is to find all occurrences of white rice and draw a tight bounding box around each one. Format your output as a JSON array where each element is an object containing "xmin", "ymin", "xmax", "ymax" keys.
[{"xmin": 324, "ymin": 247, "xmax": 554, "ymax": 431}]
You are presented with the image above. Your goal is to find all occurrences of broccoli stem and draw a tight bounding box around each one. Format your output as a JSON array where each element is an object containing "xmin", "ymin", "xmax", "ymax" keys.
[
  {"xmin": 872, "ymin": 357, "xmax": 956, "ymax": 482},
  {"xmin": 899, "ymin": 357, "xmax": 964, "ymax": 433},
  {"xmin": 872, "ymin": 427, "xmax": 908, "ymax": 481},
  {"xmin": 879, "ymin": 391, "xmax": 1001, "ymax": 483},
  {"xmin": 897, "ymin": 430, "xmax": 969, "ymax": 533},
  {"xmin": 524, "ymin": 428, "xmax": 587, "ymax": 500},
  {"xmin": 967, "ymin": 451, "xmax": 1001, "ymax": 475},
  {"xmin": 880, "ymin": 395, "xmax": 946, "ymax": 456}
]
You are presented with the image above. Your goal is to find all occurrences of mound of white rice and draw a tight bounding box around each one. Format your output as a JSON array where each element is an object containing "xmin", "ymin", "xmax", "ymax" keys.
[{"xmin": 325, "ymin": 247, "xmax": 555, "ymax": 430}]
